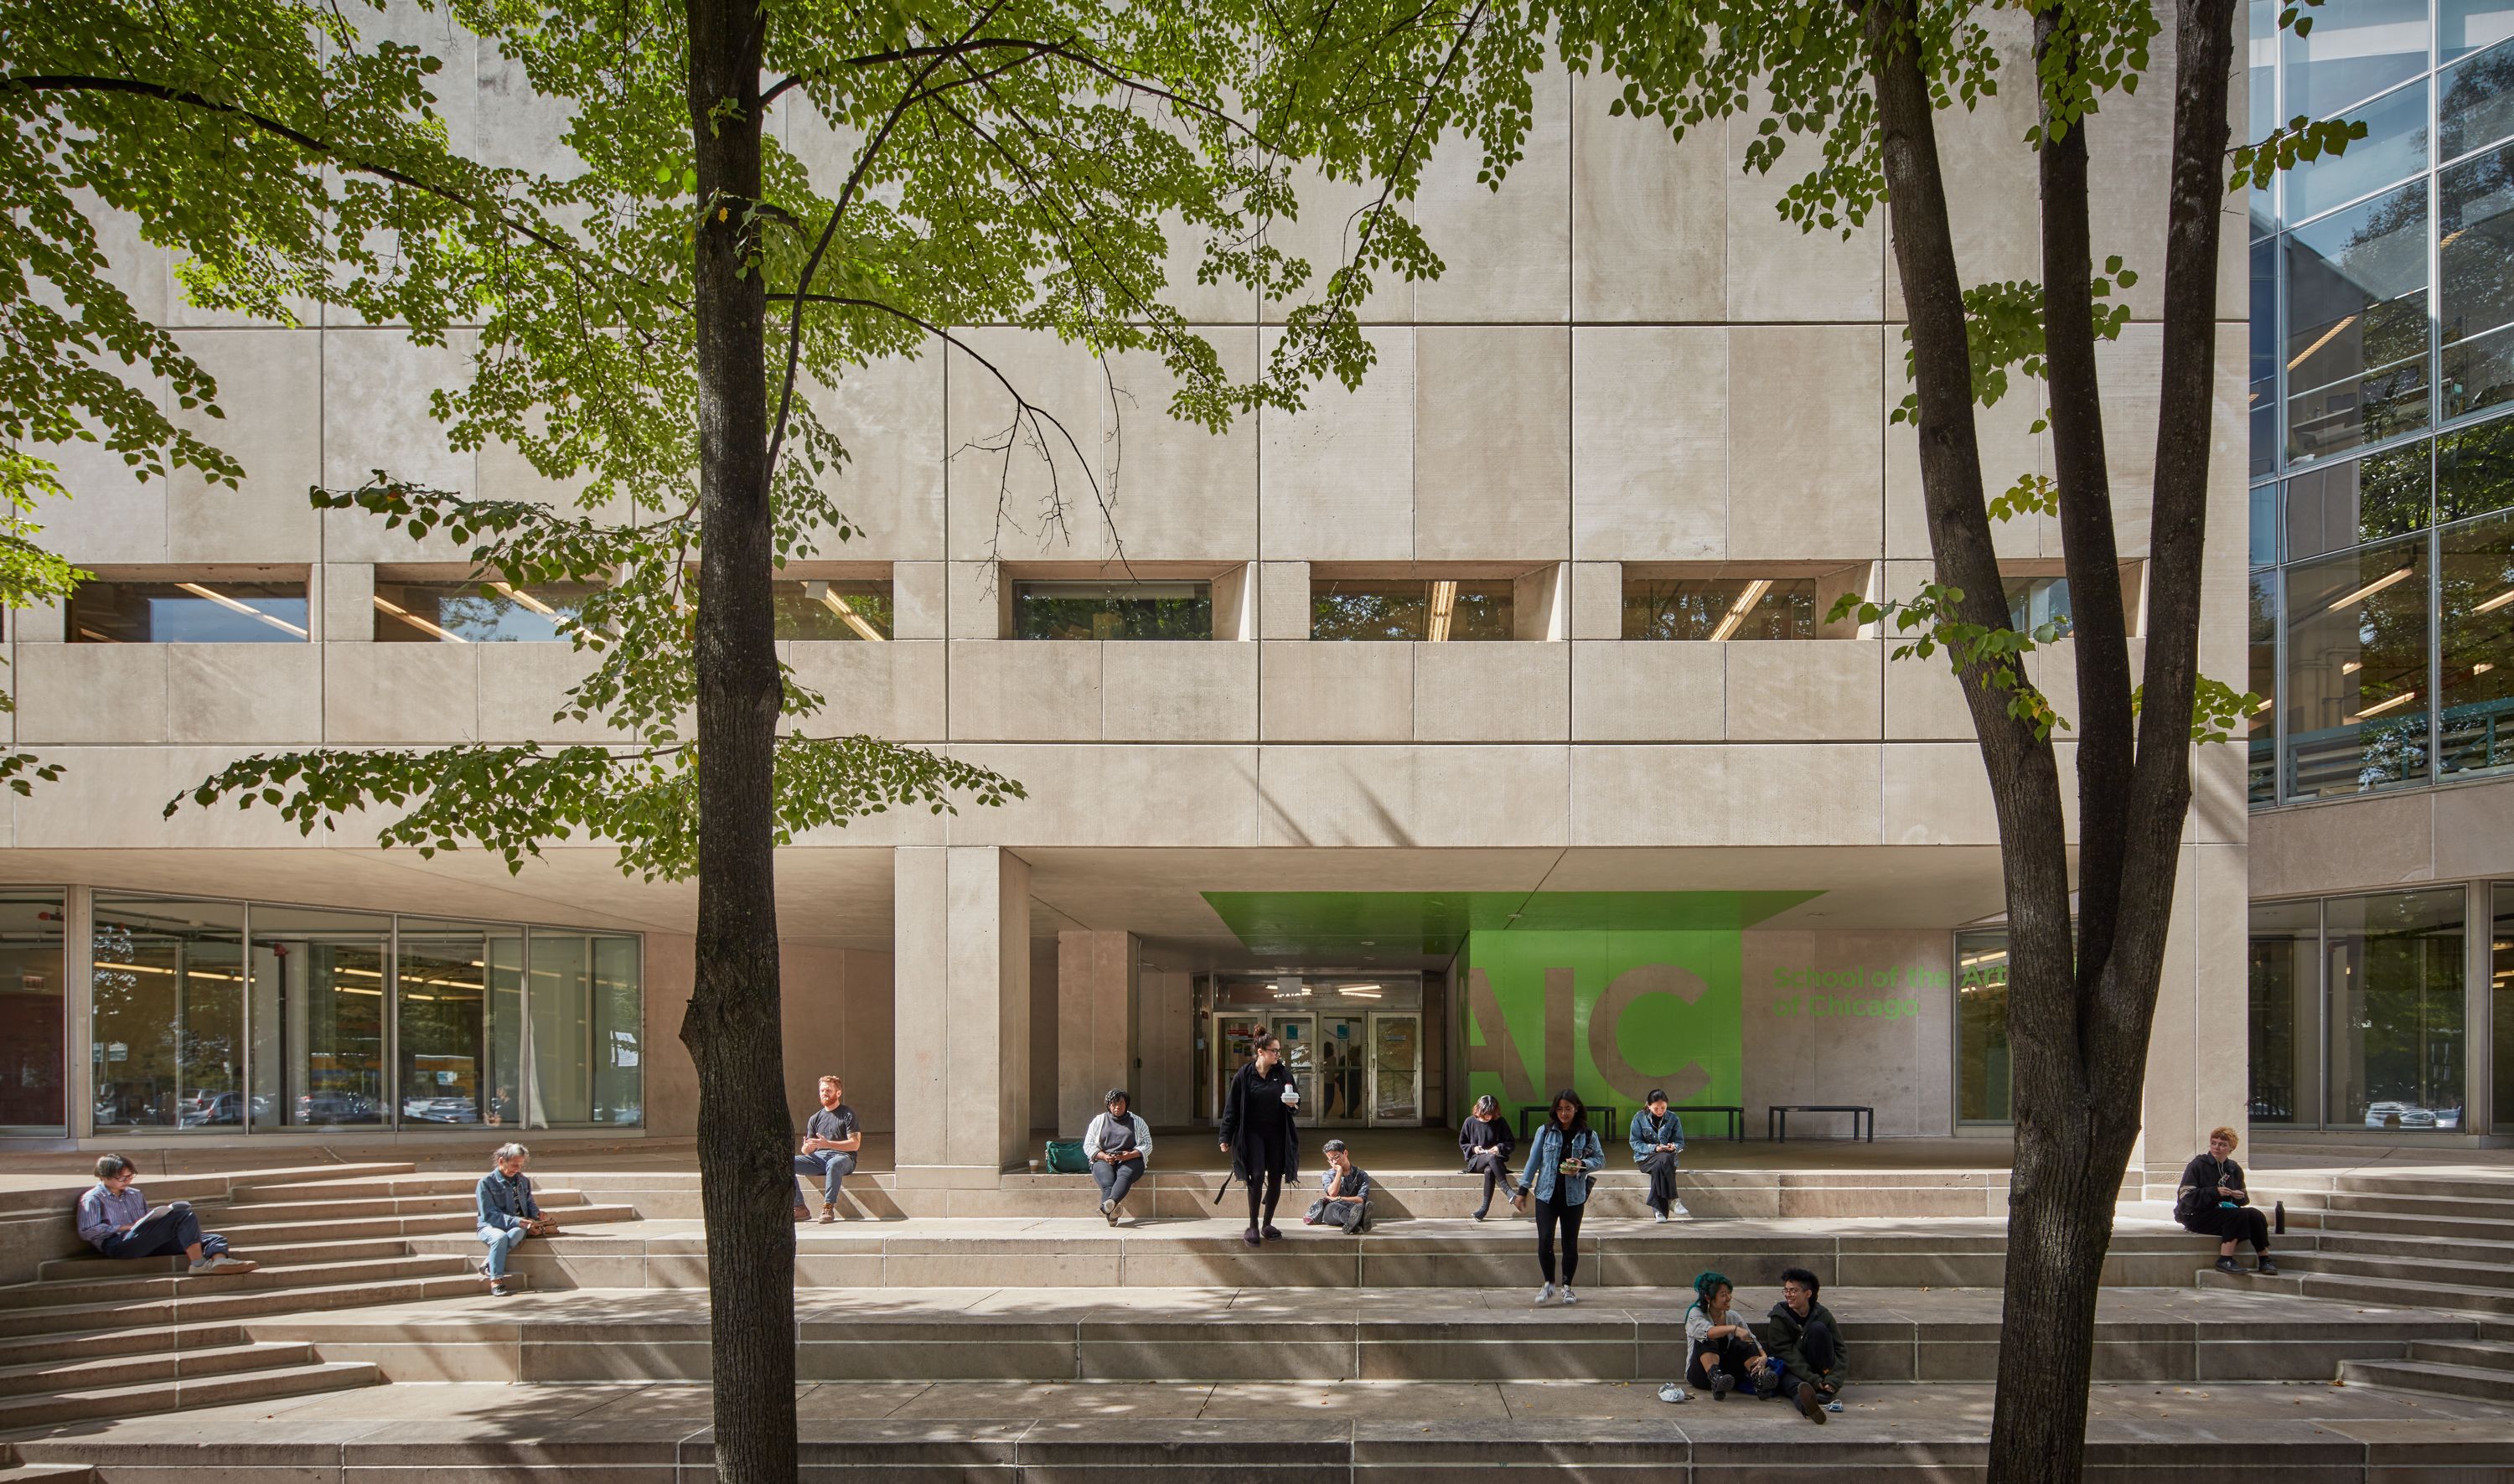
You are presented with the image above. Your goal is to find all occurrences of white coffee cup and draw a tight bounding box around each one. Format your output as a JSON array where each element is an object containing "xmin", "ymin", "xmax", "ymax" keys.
[{"xmin": 1280, "ymin": 1083, "xmax": 1300, "ymax": 1106}]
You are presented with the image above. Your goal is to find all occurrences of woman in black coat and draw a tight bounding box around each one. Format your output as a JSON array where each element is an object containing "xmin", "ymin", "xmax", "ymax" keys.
[
  {"xmin": 2175, "ymin": 1125, "xmax": 2276, "ymax": 1275},
  {"xmin": 1459, "ymin": 1094, "xmax": 1517, "ymax": 1220},
  {"xmin": 1218, "ymin": 1033, "xmax": 1302, "ymax": 1247}
]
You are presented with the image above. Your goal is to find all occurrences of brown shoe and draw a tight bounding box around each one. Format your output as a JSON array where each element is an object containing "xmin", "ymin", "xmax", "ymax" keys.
[
  {"xmin": 817, "ymin": 1202, "xmax": 837, "ymax": 1224},
  {"xmin": 1797, "ymin": 1383, "xmax": 1825, "ymax": 1424},
  {"xmin": 792, "ymin": 1204, "xmax": 810, "ymax": 1223}
]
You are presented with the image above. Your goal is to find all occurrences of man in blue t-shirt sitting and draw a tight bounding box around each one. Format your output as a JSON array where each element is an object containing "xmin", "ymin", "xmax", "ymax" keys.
[{"xmin": 794, "ymin": 1074, "xmax": 862, "ymax": 1223}]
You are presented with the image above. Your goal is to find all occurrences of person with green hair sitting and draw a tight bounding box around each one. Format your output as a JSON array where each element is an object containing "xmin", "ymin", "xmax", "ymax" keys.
[{"xmin": 1683, "ymin": 1271, "xmax": 1780, "ymax": 1399}]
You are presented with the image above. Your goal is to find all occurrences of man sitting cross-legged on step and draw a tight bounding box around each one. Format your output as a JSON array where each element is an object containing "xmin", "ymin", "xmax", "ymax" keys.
[
  {"xmin": 1765, "ymin": 1267, "xmax": 1849, "ymax": 1423},
  {"xmin": 75, "ymin": 1154, "xmax": 256, "ymax": 1275},
  {"xmin": 1303, "ymin": 1139, "xmax": 1373, "ymax": 1233},
  {"xmin": 477, "ymin": 1142, "xmax": 556, "ymax": 1298}
]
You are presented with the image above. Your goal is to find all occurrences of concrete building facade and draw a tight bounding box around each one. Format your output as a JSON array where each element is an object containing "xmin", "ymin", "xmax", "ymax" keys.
[{"xmin": 0, "ymin": 5, "xmax": 2265, "ymax": 1171}]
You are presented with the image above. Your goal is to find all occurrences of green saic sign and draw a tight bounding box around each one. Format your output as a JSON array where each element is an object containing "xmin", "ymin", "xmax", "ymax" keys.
[{"xmin": 1459, "ymin": 928, "xmax": 1742, "ymax": 1119}]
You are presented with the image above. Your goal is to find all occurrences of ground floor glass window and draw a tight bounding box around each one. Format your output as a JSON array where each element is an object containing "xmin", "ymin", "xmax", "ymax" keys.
[
  {"xmin": 0, "ymin": 893, "xmax": 66, "ymax": 1130},
  {"xmin": 1954, "ymin": 931, "xmax": 2011, "ymax": 1124},
  {"xmin": 2248, "ymin": 900, "xmax": 2320, "ymax": 1125},
  {"xmin": 91, "ymin": 898, "xmax": 247, "ymax": 1129},
  {"xmin": 2325, "ymin": 887, "xmax": 2466, "ymax": 1131}
]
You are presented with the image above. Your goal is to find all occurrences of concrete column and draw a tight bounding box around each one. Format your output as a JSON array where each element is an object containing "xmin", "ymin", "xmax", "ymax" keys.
[
  {"xmin": 1057, "ymin": 930, "xmax": 1139, "ymax": 1133},
  {"xmin": 2142, "ymin": 841, "xmax": 2249, "ymax": 1192},
  {"xmin": 893, "ymin": 845, "xmax": 1032, "ymax": 1187}
]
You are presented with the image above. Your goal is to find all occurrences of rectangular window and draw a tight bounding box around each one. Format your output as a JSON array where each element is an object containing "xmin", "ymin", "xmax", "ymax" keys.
[
  {"xmin": 2283, "ymin": 532, "xmax": 2432, "ymax": 798},
  {"xmin": 2447, "ymin": 0, "xmax": 2514, "ymax": 65},
  {"xmin": 2003, "ymin": 577, "xmax": 2073, "ymax": 636},
  {"xmin": 1313, "ymin": 578, "xmax": 1513, "ymax": 641},
  {"xmin": 2282, "ymin": 0, "xmax": 2427, "ymax": 121},
  {"xmin": 2440, "ymin": 40, "xmax": 2514, "ymax": 162},
  {"xmin": 2325, "ymin": 888, "xmax": 2465, "ymax": 1132},
  {"xmin": 2439, "ymin": 506, "xmax": 2514, "ymax": 778},
  {"xmin": 526, "ymin": 933, "xmax": 642, "ymax": 1127},
  {"xmin": 1621, "ymin": 577, "xmax": 1815, "ymax": 640},
  {"xmin": 772, "ymin": 579, "xmax": 892, "ymax": 640},
  {"xmin": 248, "ymin": 906, "xmax": 391, "ymax": 1128},
  {"xmin": 2248, "ymin": 899, "xmax": 2320, "ymax": 1125},
  {"xmin": 2440, "ymin": 411, "xmax": 2514, "ymax": 521},
  {"xmin": 2288, "ymin": 80, "xmax": 2429, "ymax": 224},
  {"xmin": 2440, "ymin": 144, "xmax": 2514, "ymax": 420},
  {"xmin": 0, "ymin": 893, "xmax": 66, "ymax": 1130},
  {"xmin": 2495, "ymin": 882, "xmax": 2514, "ymax": 1133},
  {"xmin": 91, "ymin": 898, "xmax": 246, "ymax": 1130},
  {"xmin": 395, "ymin": 919, "xmax": 525, "ymax": 1129},
  {"xmin": 2285, "ymin": 181, "xmax": 2431, "ymax": 463},
  {"xmin": 2284, "ymin": 438, "xmax": 2434, "ymax": 563},
  {"xmin": 2251, "ymin": 238, "xmax": 2278, "ymax": 478},
  {"xmin": 69, "ymin": 581, "xmax": 308, "ymax": 644},
  {"xmin": 1954, "ymin": 931, "xmax": 2010, "ymax": 1125},
  {"xmin": 372, "ymin": 579, "xmax": 596, "ymax": 642},
  {"xmin": 1013, "ymin": 581, "xmax": 1213, "ymax": 640},
  {"xmin": 2249, "ymin": 571, "xmax": 2279, "ymax": 804}
]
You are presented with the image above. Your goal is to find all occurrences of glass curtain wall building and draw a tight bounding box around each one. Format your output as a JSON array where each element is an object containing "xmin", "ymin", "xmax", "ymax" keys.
[
  {"xmin": 2250, "ymin": 0, "xmax": 2514, "ymax": 804},
  {"xmin": 73, "ymin": 894, "xmax": 640, "ymax": 1136}
]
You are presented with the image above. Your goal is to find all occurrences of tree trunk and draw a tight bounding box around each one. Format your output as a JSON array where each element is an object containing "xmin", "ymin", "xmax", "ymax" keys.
[
  {"xmin": 1863, "ymin": 0, "xmax": 2240, "ymax": 1478},
  {"xmin": 679, "ymin": 1, "xmax": 797, "ymax": 1481}
]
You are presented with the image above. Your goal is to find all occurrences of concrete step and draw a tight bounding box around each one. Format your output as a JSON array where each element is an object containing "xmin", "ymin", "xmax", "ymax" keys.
[
  {"xmin": 2299, "ymin": 1207, "xmax": 2514, "ymax": 1243},
  {"xmin": 2269, "ymin": 1249, "xmax": 2514, "ymax": 1291},
  {"xmin": 35, "ymin": 1234, "xmax": 416, "ymax": 1282},
  {"xmin": 204, "ymin": 1187, "xmax": 605, "ymax": 1223},
  {"xmin": 0, "ymin": 1253, "xmax": 478, "ymax": 1311},
  {"xmin": 0, "ymin": 1272, "xmax": 504, "ymax": 1339},
  {"xmin": 2409, "ymin": 1338, "xmax": 2514, "ymax": 1373},
  {"xmin": 0, "ymin": 1321, "xmax": 248, "ymax": 1368},
  {"xmin": 206, "ymin": 1202, "xmax": 641, "ymax": 1245},
  {"xmin": 2203, "ymin": 1264, "xmax": 2514, "ymax": 1316},
  {"xmin": 230, "ymin": 1173, "xmax": 506, "ymax": 1202},
  {"xmin": 221, "ymin": 1163, "xmax": 419, "ymax": 1192},
  {"xmin": 2307, "ymin": 1228, "xmax": 2514, "ymax": 1263},
  {"xmin": 2319, "ymin": 1190, "xmax": 2514, "ymax": 1223},
  {"xmin": 0, "ymin": 1464, "xmax": 95, "ymax": 1482},
  {"xmin": 0, "ymin": 1358, "xmax": 378, "ymax": 1428},
  {"xmin": 0, "ymin": 1339, "xmax": 318, "ymax": 1397},
  {"xmin": 2338, "ymin": 1356, "xmax": 2514, "ymax": 1404}
]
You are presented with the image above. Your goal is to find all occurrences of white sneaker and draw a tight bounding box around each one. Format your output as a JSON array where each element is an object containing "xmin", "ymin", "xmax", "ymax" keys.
[
  {"xmin": 1560, "ymin": 1286, "xmax": 1579, "ymax": 1306},
  {"xmin": 1653, "ymin": 1209, "xmax": 1668, "ymax": 1224},
  {"xmin": 1658, "ymin": 1382, "xmax": 1689, "ymax": 1404},
  {"xmin": 1670, "ymin": 1200, "xmax": 1689, "ymax": 1218},
  {"xmin": 189, "ymin": 1254, "xmax": 255, "ymax": 1274},
  {"xmin": 1534, "ymin": 1283, "xmax": 1555, "ymax": 1306}
]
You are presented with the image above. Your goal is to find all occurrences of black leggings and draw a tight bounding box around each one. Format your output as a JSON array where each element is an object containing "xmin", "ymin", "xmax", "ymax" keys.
[
  {"xmin": 1689, "ymin": 1333, "xmax": 1774, "ymax": 1393},
  {"xmin": 1534, "ymin": 1190, "xmax": 1584, "ymax": 1284},
  {"xmin": 1241, "ymin": 1130, "xmax": 1286, "ymax": 1228},
  {"xmin": 2188, "ymin": 1206, "xmax": 2270, "ymax": 1251},
  {"xmin": 1466, "ymin": 1150, "xmax": 1510, "ymax": 1213}
]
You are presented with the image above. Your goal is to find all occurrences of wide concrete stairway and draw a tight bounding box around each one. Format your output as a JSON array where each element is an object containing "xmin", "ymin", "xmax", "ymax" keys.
[
  {"xmin": 0, "ymin": 1163, "xmax": 639, "ymax": 1426},
  {"xmin": 2241, "ymin": 1168, "xmax": 2514, "ymax": 1404}
]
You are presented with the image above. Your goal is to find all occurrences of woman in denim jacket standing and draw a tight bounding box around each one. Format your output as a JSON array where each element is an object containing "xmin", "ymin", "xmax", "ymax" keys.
[{"xmin": 1516, "ymin": 1089, "xmax": 1606, "ymax": 1306}]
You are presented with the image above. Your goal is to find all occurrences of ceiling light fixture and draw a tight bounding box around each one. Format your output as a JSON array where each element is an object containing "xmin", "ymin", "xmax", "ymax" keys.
[
  {"xmin": 1425, "ymin": 579, "xmax": 1458, "ymax": 642},
  {"xmin": 2320, "ymin": 566, "xmax": 2413, "ymax": 616},
  {"xmin": 491, "ymin": 582, "xmax": 560, "ymax": 617},
  {"xmin": 2346, "ymin": 689, "xmax": 2418, "ymax": 721},
  {"xmin": 177, "ymin": 582, "xmax": 308, "ymax": 639},
  {"xmin": 2474, "ymin": 586, "xmax": 2514, "ymax": 614},
  {"xmin": 2287, "ymin": 313, "xmax": 2358, "ymax": 372},
  {"xmin": 2341, "ymin": 659, "xmax": 2361, "ymax": 674},
  {"xmin": 373, "ymin": 595, "xmax": 466, "ymax": 643},
  {"xmin": 1708, "ymin": 579, "xmax": 1772, "ymax": 642},
  {"xmin": 808, "ymin": 581, "xmax": 888, "ymax": 641},
  {"xmin": 2476, "ymin": 661, "xmax": 2498, "ymax": 675}
]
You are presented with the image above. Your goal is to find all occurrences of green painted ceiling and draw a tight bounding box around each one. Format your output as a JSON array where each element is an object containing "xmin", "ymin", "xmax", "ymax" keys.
[{"xmin": 1198, "ymin": 891, "xmax": 1822, "ymax": 956}]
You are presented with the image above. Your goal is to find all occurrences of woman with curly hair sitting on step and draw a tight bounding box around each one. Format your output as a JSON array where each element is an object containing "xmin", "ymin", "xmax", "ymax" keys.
[{"xmin": 2175, "ymin": 1125, "xmax": 2276, "ymax": 1275}]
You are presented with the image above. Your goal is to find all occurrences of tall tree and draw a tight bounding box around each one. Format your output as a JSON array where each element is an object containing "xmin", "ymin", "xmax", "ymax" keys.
[
  {"xmin": 1521, "ymin": 0, "xmax": 2355, "ymax": 1476},
  {"xmin": 10, "ymin": 1, "xmax": 1539, "ymax": 1478}
]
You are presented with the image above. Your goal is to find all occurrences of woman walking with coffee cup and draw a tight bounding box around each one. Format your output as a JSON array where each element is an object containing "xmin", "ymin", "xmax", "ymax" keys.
[
  {"xmin": 1516, "ymin": 1088, "xmax": 1605, "ymax": 1305},
  {"xmin": 1219, "ymin": 1033, "xmax": 1302, "ymax": 1247}
]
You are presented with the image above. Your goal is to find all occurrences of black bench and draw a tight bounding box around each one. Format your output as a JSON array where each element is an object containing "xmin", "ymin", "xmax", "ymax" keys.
[
  {"xmin": 1517, "ymin": 1104, "xmax": 1618, "ymax": 1144},
  {"xmin": 1767, "ymin": 1104, "xmax": 1874, "ymax": 1142},
  {"xmin": 1668, "ymin": 1104, "xmax": 1746, "ymax": 1142}
]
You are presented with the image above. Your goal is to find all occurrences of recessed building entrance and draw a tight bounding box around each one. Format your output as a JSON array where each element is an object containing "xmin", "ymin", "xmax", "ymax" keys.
[{"xmin": 1195, "ymin": 974, "xmax": 1424, "ymax": 1128}]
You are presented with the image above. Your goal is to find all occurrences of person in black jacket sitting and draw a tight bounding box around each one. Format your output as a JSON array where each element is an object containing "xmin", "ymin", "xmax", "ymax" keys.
[
  {"xmin": 1459, "ymin": 1094, "xmax": 1516, "ymax": 1220},
  {"xmin": 2175, "ymin": 1125, "xmax": 2276, "ymax": 1275}
]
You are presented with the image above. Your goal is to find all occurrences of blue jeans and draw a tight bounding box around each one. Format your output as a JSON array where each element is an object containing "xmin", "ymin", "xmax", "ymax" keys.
[
  {"xmin": 99, "ymin": 1202, "xmax": 226, "ymax": 1261},
  {"xmin": 793, "ymin": 1150, "xmax": 856, "ymax": 1206},
  {"xmin": 479, "ymin": 1223, "xmax": 529, "ymax": 1280}
]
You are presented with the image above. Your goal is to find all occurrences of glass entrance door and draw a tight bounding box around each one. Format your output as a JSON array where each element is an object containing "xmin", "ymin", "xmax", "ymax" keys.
[
  {"xmin": 1368, "ymin": 1012, "xmax": 1421, "ymax": 1125},
  {"xmin": 1270, "ymin": 1014, "xmax": 1317, "ymax": 1115},
  {"xmin": 1318, "ymin": 1016, "xmax": 1366, "ymax": 1124}
]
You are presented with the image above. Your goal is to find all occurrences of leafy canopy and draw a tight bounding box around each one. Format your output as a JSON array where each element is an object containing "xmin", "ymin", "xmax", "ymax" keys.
[{"xmin": 3, "ymin": 0, "xmax": 1544, "ymax": 872}]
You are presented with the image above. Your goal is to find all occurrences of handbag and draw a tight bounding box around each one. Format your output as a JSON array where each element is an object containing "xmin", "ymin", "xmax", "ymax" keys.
[{"xmin": 1043, "ymin": 1139, "xmax": 1089, "ymax": 1175}]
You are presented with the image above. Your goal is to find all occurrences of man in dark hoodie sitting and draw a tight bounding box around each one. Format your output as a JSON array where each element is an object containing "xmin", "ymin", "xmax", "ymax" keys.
[{"xmin": 1765, "ymin": 1268, "xmax": 1849, "ymax": 1423}]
